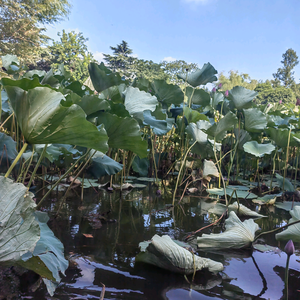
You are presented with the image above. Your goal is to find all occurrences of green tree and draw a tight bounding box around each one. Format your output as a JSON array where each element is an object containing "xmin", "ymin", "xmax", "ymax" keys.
[
  {"xmin": 217, "ymin": 70, "xmax": 258, "ymax": 91},
  {"xmin": 0, "ymin": 0, "xmax": 71, "ymax": 64},
  {"xmin": 273, "ymin": 48, "xmax": 299, "ymax": 87},
  {"xmin": 49, "ymin": 30, "xmax": 95, "ymax": 82}
]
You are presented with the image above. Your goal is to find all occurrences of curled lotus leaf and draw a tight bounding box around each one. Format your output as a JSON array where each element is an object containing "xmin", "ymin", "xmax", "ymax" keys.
[
  {"xmin": 136, "ymin": 234, "xmax": 223, "ymax": 274},
  {"xmin": 203, "ymin": 159, "xmax": 219, "ymax": 179},
  {"xmin": 197, "ymin": 211, "xmax": 259, "ymax": 250},
  {"xmin": 276, "ymin": 206, "xmax": 300, "ymax": 242}
]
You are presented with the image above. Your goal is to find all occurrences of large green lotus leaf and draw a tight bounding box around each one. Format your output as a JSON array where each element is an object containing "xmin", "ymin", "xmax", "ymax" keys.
[
  {"xmin": 1, "ymin": 54, "xmax": 19, "ymax": 70},
  {"xmin": 234, "ymin": 129, "xmax": 251, "ymax": 150},
  {"xmin": 228, "ymin": 86, "xmax": 258, "ymax": 109},
  {"xmin": 197, "ymin": 211, "xmax": 259, "ymax": 249},
  {"xmin": 0, "ymin": 176, "xmax": 40, "ymax": 263},
  {"xmin": 100, "ymin": 84, "xmax": 126, "ymax": 104},
  {"xmin": 183, "ymin": 107, "xmax": 209, "ymax": 124},
  {"xmin": 206, "ymin": 111, "xmax": 238, "ymax": 141},
  {"xmin": 88, "ymin": 62, "xmax": 123, "ymax": 93},
  {"xmin": 132, "ymin": 156, "xmax": 150, "ymax": 177},
  {"xmin": 177, "ymin": 63, "xmax": 217, "ymax": 87},
  {"xmin": 186, "ymin": 87, "xmax": 211, "ymax": 107},
  {"xmin": 95, "ymin": 112, "xmax": 147, "ymax": 158},
  {"xmin": 211, "ymin": 92, "xmax": 224, "ymax": 107},
  {"xmin": 136, "ymin": 234, "xmax": 223, "ymax": 274},
  {"xmin": 275, "ymin": 173, "xmax": 294, "ymax": 192},
  {"xmin": 243, "ymin": 141, "xmax": 275, "ymax": 158},
  {"xmin": 151, "ymin": 79, "xmax": 183, "ymax": 106},
  {"xmin": 35, "ymin": 144, "xmax": 62, "ymax": 163},
  {"xmin": 244, "ymin": 108, "xmax": 267, "ymax": 132},
  {"xmin": 143, "ymin": 110, "xmax": 173, "ymax": 135},
  {"xmin": 275, "ymin": 202, "xmax": 300, "ymax": 211},
  {"xmin": 203, "ymin": 159, "xmax": 219, "ymax": 178},
  {"xmin": 124, "ymin": 86, "xmax": 158, "ymax": 121},
  {"xmin": 109, "ymin": 102, "xmax": 131, "ymax": 118},
  {"xmin": 276, "ymin": 206, "xmax": 300, "ymax": 242},
  {"xmin": 71, "ymin": 94, "xmax": 110, "ymax": 115},
  {"xmin": 2, "ymin": 77, "xmax": 51, "ymax": 91},
  {"xmin": 266, "ymin": 128, "xmax": 297, "ymax": 148},
  {"xmin": 209, "ymin": 202, "xmax": 265, "ymax": 218},
  {"xmin": 1, "ymin": 89, "xmax": 12, "ymax": 113},
  {"xmin": 3, "ymin": 86, "xmax": 108, "ymax": 152},
  {"xmin": 88, "ymin": 151, "xmax": 123, "ymax": 178},
  {"xmin": 21, "ymin": 211, "xmax": 68, "ymax": 282},
  {"xmin": 0, "ymin": 132, "xmax": 17, "ymax": 162}
]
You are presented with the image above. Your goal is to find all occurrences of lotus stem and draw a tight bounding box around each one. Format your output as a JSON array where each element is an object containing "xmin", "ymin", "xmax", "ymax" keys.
[
  {"xmin": 294, "ymin": 148, "xmax": 299, "ymax": 189},
  {"xmin": 285, "ymin": 254, "xmax": 290, "ymax": 299},
  {"xmin": 27, "ymin": 144, "xmax": 48, "ymax": 190},
  {"xmin": 172, "ymin": 141, "xmax": 196, "ymax": 205},
  {"xmin": 283, "ymin": 126, "xmax": 292, "ymax": 190},
  {"xmin": 0, "ymin": 112, "xmax": 14, "ymax": 131},
  {"xmin": 270, "ymin": 148, "xmax": 277, "ymax": 190},
  {"xmin": 5, "ymin": 142, "xmax": 28, "ymax": 178},
  {"xmin": 36, "ymin": 149, "xmax": 92, "ymax": 209}
]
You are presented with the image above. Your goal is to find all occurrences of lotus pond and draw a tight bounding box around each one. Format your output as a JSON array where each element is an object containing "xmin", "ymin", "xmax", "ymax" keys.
[{"xmin": 13, "ymin": 175, "xmax": 299, "ymax": 300}]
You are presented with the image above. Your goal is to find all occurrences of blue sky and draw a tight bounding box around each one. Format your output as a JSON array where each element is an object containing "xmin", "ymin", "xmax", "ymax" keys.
[{"xmin": 45, "ymin": 0, "xmax": 300, "ymax": 82}]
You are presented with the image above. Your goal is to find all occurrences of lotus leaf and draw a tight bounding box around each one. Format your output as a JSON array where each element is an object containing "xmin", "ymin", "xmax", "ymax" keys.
[
  {"xmin": 243, "ymin": 141, "xmax": 275, "ymax": 158},
  {"xmin": 151, "ymin": 79, "xmax": 183, "ymax": 106},
  {"xmin": 124, "ymin": 86, "xmax": 158, "ymax": 121},
  {"xmin": 177, "ymin": 63, "xmax": 218, "ymax": 87},
  {"xmin": 211, "ymin": 92, "xmax": 224, "ymax": 107},
  {"xmin": 275, "ymin": 202, "xmax": 300, "ymax": 211},
  {"xmin": 136, "ymin": 234, "xmax": 223, "ymax": 274},
  {"xmin": 186, "ymin": 86, "xmax": 211, "ymax": 107},
  {"xmin": 266, "ymin": 128, "xmax": 297, "ymax": 148},
  {"xmin": 276, "ymin": 206, "xmax": 300, "ymax": 241},
  {"xmin": 228, "ymin": 86, "xmax": 258, "ymax": 109},
  {"xmin": 3, "ymin": 85, "xmax": 109, "ymax": 152},
  {"xmin": 143, "ymin": 110, "xmax": 173, "ymax": 135},
  {"xmin": 207, "ymin": 187, "xmax": 257, "ymax": 199},
  {"xmin": 183, "ymin": 107, "xmax": 209, "ymax": 124},
  {"xmin": 243, "ymin": 108, "xmax": 267, "ymax": 132},
  {"xmin": 197, "ymin": 211, "xmax": 259, "ymax": 249},
  {"xmin": 0, "ymin": 132, "xmax": 17, "ymax": 162},
  {"xmin": 234, "ymin": 129, "xmax": 251, "ymax": 150},
  {"xmin": 203, "ymin": 159, "xmax": 219, "ymax": 178},
  {"xmin": 132, "ymin": 156, "xmax": 150, "ymax": 177},
  {"xmin": 88, "ymin": 62, "xmax": 122, "ymax": 93},
  {"xmin": 275, "ymin": 173, "xmax": 295, "ymax": 192}
]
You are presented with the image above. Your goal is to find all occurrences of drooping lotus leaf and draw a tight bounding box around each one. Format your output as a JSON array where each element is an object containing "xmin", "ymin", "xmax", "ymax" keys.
[
  {"xmin": 211, "ymin": 92, "xmax": 224, "ymax": 108},
  {"xmin": 143, "ymin": 110, "xmax": 173, "ymax": 135},
  {"xmin": 197, "ymin": 211, "xmax": 259, "ymax": 249},
  {"xmin": 136, "ymin": 234, "xmax": 223, "ymax": 274},
  {"xmin": 151, "ymin": 79, "xmax": 183, "ymax": 106},
  {"xmin": 243, "ymin": 108, "xmax": 267, "ymax": 132},
  {"xmin": 209, "ymin": 202, "xmax": 265, "ymax": 218},
  {"xmin": 95, "ymin": 112, "xmax": 147, "ymax": 158},
  {"xmin": 183, "ymin": 107, "xmax": 209, "ymax": 124},
  {"xmin": 234, "ymin": 129, "xmax": 251, "ymax": 150},
  {"xmin": 206, "ymin": 111, "xmax": 238, "ymax": 141},
  {"xmin": 100, "ymin": 84, "xmax": 126, "ymax": 104},
  {"xmin": 20, "ymin": 211, "xmax": 68, "ymax": 283},
  {"xmin": 0, "ymin": 176, "xmax": 40, "ymax": 263},
  {"xmin": 88, "ymin": 151, "xmax": 123, "ymax": 178},
  {"xmin": 0, "ymin": 132, "xmax": 17, "ymax": 162},
  {"xmin": 243, "ymin": 141, "xmax": 275, "ymax": 158},
  {"xmin": 276, "ymin": 206, "xmax": 300, "ymax": 242},
  {"xmin": 252, "ymin": 194, "xmax": 277, "ymax": 205},
  {"xmin": 275, "ymin": 173, "xmax": 295, "ymax": 192},
  {"xmin": 203, "ymin": 159, "xmax": 219, "ymax": 179},
  {"xmin": 207, "ymin": 187, "xmax": 257, "ymax": 199},
  {"xmin": 177, "ymin": 63, "xmax": 218, "ymax": 87},
  {"xmin": 3, "ymin": 85, "xmax": 108, "ymax": 152},
  {"xmin": 88, "ymin": 62, "xmax": 123, "ymax": 93},
  {"xmin": 186, "ymin": 86, "xmax": 211, "ymax": 107},
  {"xmin": 228, "ymin": 86, "xmax": 258, "ymax": 109},
  {"xmin": 124, "ymin": 86, "xmax": 158, "ymax": 121},
  {"xmin": 132, "ymin": 156, "xmax": 150, "ymax": 177}
]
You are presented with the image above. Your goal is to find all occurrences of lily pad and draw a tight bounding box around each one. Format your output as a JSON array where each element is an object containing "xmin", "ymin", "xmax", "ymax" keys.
[
  {"xmin": 275, "ymin": 201, "xmax": 300, "ymax": 211},
  {"xmin": 276, "ymin": 206, "xmax": 300, "ymax": 241},
  {"xmin": 207, "ymin": 187, "xmax": 257, "ymax": 199},
  {"xmin": 197, "ymin": 211, "xmax": 259, "ymax": 250},
  {"xmin": 243, "ymin": 141, "xmax": 275, "ymax": 158},
  {"xmin": 136, "ymin": 234, "xmax": 223, "ymax": 274}
]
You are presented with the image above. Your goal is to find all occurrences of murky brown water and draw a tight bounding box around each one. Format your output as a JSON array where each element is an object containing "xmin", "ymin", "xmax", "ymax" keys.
[{"xmin": 21, "ymin": 181, "xmax": 300, "ymax": 300}]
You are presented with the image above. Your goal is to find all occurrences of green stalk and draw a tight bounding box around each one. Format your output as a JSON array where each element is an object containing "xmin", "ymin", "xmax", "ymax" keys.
[
  {"xmin": 36, "ymin": 149, "xmax": 92, "ymax": 209},
  {"xmin": 270, "ymin": 148, "xmax": 277, "ymax": 190},
  {"xmin": 283, "ymin": 126, "xmax": 292, "ymax": 190},
  {"xmin": 5, "ymin": 142, "xmax": 28, "ymax": 178},
  {"xmin": 151, "ymin": 132, "xmax": 158, "ymax": 182},
  {"xmin": 172, "ymin": 141, "xmax": 196, "ymax": 205},
  {"xmin": 285, "ymin": 255, "xmax": 291, "ymax": 300},
  {"xmin": 27, "ymin": 144, "xmax": 48, "ymax": 190},
  {"xmin": 294, "ymin": 148, "xmax": 299, "ymax": 189}
]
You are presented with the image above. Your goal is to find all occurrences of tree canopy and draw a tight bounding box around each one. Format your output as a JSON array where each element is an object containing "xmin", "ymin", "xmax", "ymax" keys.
[{"xmin": 0, "ymin": 0, "xmax": 71, "ymax": 64}]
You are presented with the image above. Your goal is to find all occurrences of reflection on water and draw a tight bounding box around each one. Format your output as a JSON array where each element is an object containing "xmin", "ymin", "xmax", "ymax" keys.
[{"xmin": 23, "ymin": 183, "xmax": 300, "ymax": 299}]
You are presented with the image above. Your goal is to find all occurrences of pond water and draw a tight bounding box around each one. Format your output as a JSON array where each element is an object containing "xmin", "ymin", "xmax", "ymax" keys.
[{"xmin": 23, "ymin": 181, "xmax": 300, "ymax": 300}]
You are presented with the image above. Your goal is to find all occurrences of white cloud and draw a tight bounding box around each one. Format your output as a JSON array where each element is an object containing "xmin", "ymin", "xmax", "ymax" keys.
[
  {"xmin": 163, "ymin": 56, "xmax": 177, "ymax": 62},
  {"xmin": 93, "ymin": 51, "xmax": 105, "ymax": 63},
  {"xmin": 130, "ymin": 53, "xmax": 138, "ymax": 58}
]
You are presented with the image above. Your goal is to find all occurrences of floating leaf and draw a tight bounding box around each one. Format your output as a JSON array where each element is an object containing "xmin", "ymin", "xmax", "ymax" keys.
[
  {"xmin": 197, "ymin": 211, "xmax": 259, "ymax": 249},
  {"xmin": 275, "ymin": 202, "xmax": 300, "ymax": 211},
  {"xmin": 243, "ymin": 141, "xmax": 275, "ymax": 158},
  {"xmin": 136, "ymin": 234, "xmax": 223, "ymax": 274},
  {"xmin": 276, "ymin": 206, "xmax": 300, "ymax": 242},
  {"xmin": 207, "ymin": 187, "xmax": 257, "ymax": 199}
]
